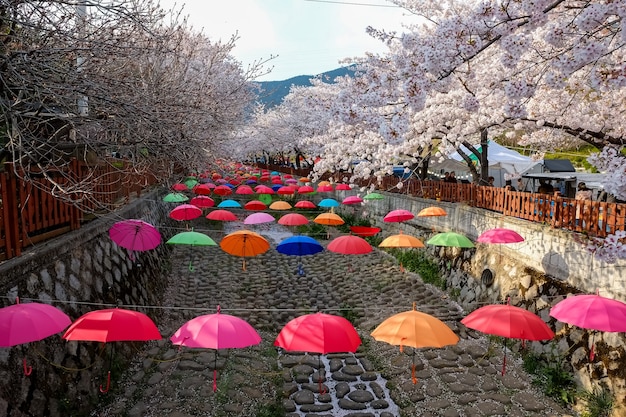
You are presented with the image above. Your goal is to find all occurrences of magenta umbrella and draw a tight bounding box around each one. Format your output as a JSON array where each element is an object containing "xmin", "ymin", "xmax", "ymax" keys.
[
  {"xmin": 109, "ymin": 219, "xmax": 161, "ymax": 260},
  {"xmin": 477, "ymin": 228, "xmax": 524, "ymax": 244},
  {"xmin": 550, "ymin": 293, "xmax": 626, "ymax": 360},
  {"xmin": 383, "ymin": 209, "xmax": 414, "ymax": 223},
  {"xmin": 171, "ymin": 306, "xmax": 261, "ymax": 391},
  {"xmin": 342, "ymin": 196, "xmax": 364, "ymax": 205},
  {"xmin": 0, "ymin": 300, "xmax": 71, "ymax": 375}
]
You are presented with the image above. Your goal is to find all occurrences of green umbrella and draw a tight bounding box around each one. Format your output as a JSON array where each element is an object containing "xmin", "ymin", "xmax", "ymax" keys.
[
  {"xmin": 426, "ymin": 232, "xmax": 475, "ymax": 248},
  {"xmin": 167, "ymin": 231, "xmax": 217, "ymax": 270},
  {"xmin": 363, "ymin": 192, "xmax": 384, "ymax": 200},
  {"xmin": 184, "ymin": 178, "xmax": 199, "ymax": 189},
  {"xmin": 163, "ymin": 193, "xmax": 189, "ymax": 203}
]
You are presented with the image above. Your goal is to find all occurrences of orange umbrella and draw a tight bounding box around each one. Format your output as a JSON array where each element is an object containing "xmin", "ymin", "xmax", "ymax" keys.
[
  {"xmin": 220, "ymin": 230, "xmax": 270, "ymax": 271},
  {"xmin": 379, "ymin": 231, "xmax": 425, "ymax": 248},
  {"xmin": 269, "ymin": 201, "xmax": 292, "ymax": 210},
  {"xmin": 313, "ymin": 213, "xmax": 344, "ymax": 226},
  {"xmin": 371, "ymin": 302, "xmax": 459, "ymax": 383},
  {"xmin": 417, "ymin": 206, "xmax": 447, "ymax": 217}
]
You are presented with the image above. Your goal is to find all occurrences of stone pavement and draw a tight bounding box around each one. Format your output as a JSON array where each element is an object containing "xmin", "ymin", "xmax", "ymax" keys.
[{"xmin": 92, "ymin": 222, "xmax": 576, "ymax": 417}]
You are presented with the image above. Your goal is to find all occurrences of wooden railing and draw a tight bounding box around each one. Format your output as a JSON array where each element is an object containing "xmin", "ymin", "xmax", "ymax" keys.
[
  {"xmin": 258, "ymin": 163, "xmax": 626, "ymax": 239},
  {"xmin": 0, "ymin": 159, "xmax": 160, "ymax": 261}
]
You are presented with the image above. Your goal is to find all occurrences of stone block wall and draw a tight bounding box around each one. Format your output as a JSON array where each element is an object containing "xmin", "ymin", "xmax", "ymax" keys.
[{"xmin": 0, "ymin": 190, "xmax": 176, "ymax": 417}]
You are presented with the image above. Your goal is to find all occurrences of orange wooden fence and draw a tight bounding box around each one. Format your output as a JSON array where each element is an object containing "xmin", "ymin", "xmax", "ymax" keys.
[
  {"xmin": 258, "ymin": 163, "xmax": 625, "ymax": 239},
  {"xmin": 0, "ymin": 159, "xmax": 160, "ymax": 261}
]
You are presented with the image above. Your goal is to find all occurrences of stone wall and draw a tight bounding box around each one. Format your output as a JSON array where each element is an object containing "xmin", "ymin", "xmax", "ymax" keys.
[
  {"xmin": 343, "ymin": 192, "xmax": 626, "ymax": 412},
  {"xmin": 0, "ymin": 190, "xmax": 175, "ymax": 417}
]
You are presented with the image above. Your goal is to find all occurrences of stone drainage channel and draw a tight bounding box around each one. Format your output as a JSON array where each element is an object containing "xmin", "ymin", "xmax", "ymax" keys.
[{"xmin": 279, "ymin": 352, "xmax": 399, "ymax": 417}]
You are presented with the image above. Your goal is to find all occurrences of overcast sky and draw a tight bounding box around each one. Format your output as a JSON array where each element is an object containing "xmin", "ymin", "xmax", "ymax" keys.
[{"xmin": 158, "ymin": 0, "xmax": 411, "ymax": 81}]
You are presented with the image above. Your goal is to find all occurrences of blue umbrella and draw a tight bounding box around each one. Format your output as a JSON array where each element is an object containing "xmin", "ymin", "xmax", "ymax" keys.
[
  {"xmin": 271, "ymin": 184, "xmax": 283, "ymax": 191},
  {"xmin": 276, "ymin": 236, "xmax": 324, "ymax": 276},
  {"xmin": 217, "ymin": 199, "xmax": 242, "ymax": 208},
  {"xmin": 318, "ymin": 198, "xmax": 340, "ymax": 208}
]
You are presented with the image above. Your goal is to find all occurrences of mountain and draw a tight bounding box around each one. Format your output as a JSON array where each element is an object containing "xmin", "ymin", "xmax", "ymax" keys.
[{"xmin": 254, "ymin": 66, "xmax": 355, "ymax": 109}]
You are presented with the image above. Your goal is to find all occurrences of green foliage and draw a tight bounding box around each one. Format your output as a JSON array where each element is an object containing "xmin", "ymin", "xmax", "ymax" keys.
[
  {"xmin": 255, "ymin": 403, "xmax": 285, "ymax": 417},
  {"xmin": 385, "ymin": 248, "xmax": 446, "ymax": 289},
  {"xmin": 522, "ymin": 350, "xmax": 577, "ymax": 406},
  {"xmin": 296, "ymin": 221, "xmax": 326, "ymax": 238},
  {"xmin": 579, "ymin": 386, "xmax": 614, "ymax": 417}
]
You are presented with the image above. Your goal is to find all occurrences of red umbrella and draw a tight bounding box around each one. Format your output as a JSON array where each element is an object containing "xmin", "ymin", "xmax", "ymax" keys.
[
  {"xmin": 213, "ymin": 185, "xmax": 233, "ymax": 196},
  {"xmin": 383, "ymin": 209, "xmax": 415, "ymax": 223},
  {"xmin": 295, "ymin": 200, "xmax": 316, "ymax": 209},
  {"xmin": 335, "ymin": 184, "xmax": 352, "ymax": 191},
  {"xmin": 169, "ymin": 204, "xmax": 203, "ymax": 221},
  {"xmin": 206, "ymin": 209, "xmax": 238, "ymax": 222},
  {"xmin": 192, "ymin": 184, "xmax": 212, "ymax": 195},
  {"xmin": 275, "ymin": 312, "xmax": 361, "ymax": 392},
  {"xmin": 235, "ymin": 185, "xmax": 254, "ymax": 195},
  {"xmin": 349, "ymin": 226, "xmax": 381, "ymax": 237},
  {"xmin": 171, "ymin": 183, "xmax": 187, "ymax": 191},
  {"xmin": 63, "ymin": 308, "xmax": 162, "ymax": 392},
  {"xmin": 317, "ymin": 184, "xmax": 334, "ymax": 192},
  {"xmin": 244, "ymin": 200, "xmax": 267, "ymax": 211},
  {"xmin": 190, "ymin": 195, "xmax": 215, "ymax": 208},
  {"xmin": 278, "ymin": 213, "xmax": 309, "ymax": 226},
  {"xmin": 327, "ymin": 235, "xmax": 372, "ymax": 255},
  {"xmin": 461, "ymin": 300, "xmax": 554, "ymax": 374},
  {"xmin": 171, "ymin": 305, "xmax": 261, "ymax": 391},
  {"xmin": 297, "ymin": 185, "xmax": 314, "ymax": 194},
  {"xmin": 277, "ymin": 186, "xmax": 295, "ymax": 195},
  {"xmin": 255, "ymin": 185, "xmax": 275, "ymax": 195},
  {"xmin": 550, "ymin": 293, "xmax": 626, "ymax": 360},
  {"xmin": 342, "ymin": 196, "xmax": 363, "ymax": 205}
]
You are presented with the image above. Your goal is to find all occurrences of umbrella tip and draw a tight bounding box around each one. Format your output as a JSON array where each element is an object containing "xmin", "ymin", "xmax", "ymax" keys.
[
  {"xmin": 412, "ymin": 301, "xmax": 416, "ymax": 310},
  {"xmin": 217, "ymin": 305, "xmax": 221, "ymax": 313}
]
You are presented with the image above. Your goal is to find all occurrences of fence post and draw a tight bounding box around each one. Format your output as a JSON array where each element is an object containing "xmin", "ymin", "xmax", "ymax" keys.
[{"xmin": 3, "ymin": 164, "xmax": 21, "ymax": 258}]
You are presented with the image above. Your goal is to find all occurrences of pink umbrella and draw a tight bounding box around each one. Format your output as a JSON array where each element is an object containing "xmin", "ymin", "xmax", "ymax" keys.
[
  {"xmin": 255, "ymin": 185, "xmax": 275, "ymax": 195},
  {"xmin": 235, "ymin": 185, "xmax": 254, "ymax": 195},
  {"xmin": 169, "ymin": 204, "xmax": 203, "ymax": 221},
  {"xmin": 383, "ymin": 209, "xmax": 414, "ymax": 223},
  {"xmin": 244, "ymin": 212, "xmax": 275, "ymax": 225},
  {"xmin": 477, "ymin": 228, "xmax": 524, "ymax": 244},
  {"xmin": 550, "ymin": 293, "xmax": 626, "ymax": 360},
  {"xmin": 342, "ymin": 196, "xmax": 363, "ymax": 205},
  {"xmin": 171, "ymin": 305, "xmax": 261, "ymax": 391},
  {"xmin": 109, "ymin": 219, "xmax": 161, "ymax": 260},
  {"xmin": 0, "ymin": 300, "xmax": 71, "ymax": 375}
]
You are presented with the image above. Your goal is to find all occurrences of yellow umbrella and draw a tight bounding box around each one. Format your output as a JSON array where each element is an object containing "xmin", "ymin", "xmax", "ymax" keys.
[
  {"xmin": 371, "ymin": 302, "xmax": 459, "ymax": 383},
  {"xmin": 220, "ymin": 230, "xmax": 270, "ymax": 271},
  {"xmin": 269, "ymin": 201, "xmax": 292, "ymax": 210}
]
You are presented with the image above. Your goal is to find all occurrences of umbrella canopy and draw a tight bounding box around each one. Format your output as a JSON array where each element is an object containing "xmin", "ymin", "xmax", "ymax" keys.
[
  {"xmin": 297, "ymin": 185, "xmax": 315, "ymax": 194},
  {"xmin": 235, "ymin": 185, "xmax": 254, "ymax": 195},
  {"xmin": 255, "ymin": 185, "xmax": 275, "ymax": 194},
  {"xmin": 274, "ymin": 312, "xmax": 361, "ymax": 354},
  {"xmin": 277, "ymin": 235, "xmax": 324, "ymax": 256},
  {"xmin": 244, "ymin": 212, "xmax": 275, "ymax": 225},
  {"xmin": 342, "ymin": 196, "xmax": 363, "ymax": 205},
  {"xmin": 163, "ymin": 192, "xmax": 189, "ymax": 203},
  {"xmin": 327, "ymin": 235, "xmax": 372, "ymax": 255},
  {"xmin": 417, "ymin": 206, "xmax": 447, "ymax": 217},
  {"xmin": 171, "ymin": 182, "xmax": 188, "ymax": 191},
  {"xmin": 206, "ymin": 209, "xmax": 238, "ymax": 222},
  {"xmin": 269, "ymin": 201, "xmax": 292, "ymax": 210},
  {"xmin": 363, "ymin": 192, "xmax": 384, "ymax": 200},
  {"xmin": 318, "ymin": 198, "xmax": 340, "ymax": 208},
  {"xmin": 335, "ymin": 184, "xmax": 352, "ymax": 191},
  {"xmin": 277, "ymin": 186, "xmax": 295, "ymax": 195},
  {"xmin": 167, "ymin": 231, "xmax": 217, "ymax": 246},
  {"xmin": 313, "ymin": 213, "xmax": 344, "ymax": 226},
  {"xmin": 213, "ymin": 185, "xmax": 233, "ymax": 196},
  {"xmin": 349, "ymin": 226, "xmax": 382, "ymax": 237},
  {"xmin": 550, "ymin": 294, "xmax": 626, "ymax": 333},
  {"xmin": 217, "ymin": 199, "xmax": 242, "ymax": 208},
  {"xmin": 169, "ymin": 204, "xmax": 203, "ymax": 221},
  {"xmin": 63, "ymin": 308, "xmax": 162, "ymax": 343},
  {"xmin": 190, "ymin": 196, "xmax": 215, "ymax": 208},
  {"xmin": 316, "ymin": 184, "xmax": 334, "ymax": 193},
  {"xmin": 220, "ymin": 230, "xmax": 270, "ymax": 270},
  {"xmin": 192, "ymin": 184, "xmax": 213, "ymax": 195},
  {"xmin": 295, "ymin": 200, "xmax": 316, "ymax": 209},
  {"xmin": 0, "ymin": 302, "xmax": 71, "ymax": 347},
  {"xmin": 427, "ymin": 232, "xmax": 475, "ymax": 248},
  {"xmin": 383, "ymin": 209, "xmax": 415, "ymax": 223},
  {"xmin": 477, "ymin": 228, "xmax": 524, "ymax": 244},
  {"xmin": 244, "ymin": 200, "xmax": 268, "ymax": 211},
  {"xmin": 109, "ymin": 219, "xmax": 161, "ymax": 253},
  {"xmin": 379, "ymin": 231, "xmax": 425, "ymax": 248},
  {"xmin": 278, "ymin": 213, "xmax": 309, "ymax": 226}
]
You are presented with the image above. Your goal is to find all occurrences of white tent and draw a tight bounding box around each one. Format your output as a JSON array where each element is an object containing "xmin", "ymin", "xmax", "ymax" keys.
[{"xmin": 448, "ymin": 141, "xmax": 540, "ymax": 186}]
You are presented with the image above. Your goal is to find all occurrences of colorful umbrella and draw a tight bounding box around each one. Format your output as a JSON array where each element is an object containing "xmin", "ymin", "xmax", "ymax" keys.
[
  {"xmin": 63, "ymin": 308, "xmax": 162, "ymax": 392},
  {"xmin": 327, "ymin": 235, "xmax": 372, "ymax": 255},
  {"xmin": 313, "ymin": 213, "xmax": 344, "ymax": 226},
  {"xmin": 169, "ymin": 204, "xmax": 203, "ymax": 221},
  {"xmin": 342, "ymin": 196, "xmax": 363, "ymax": 205},
  {"xmin": 379, "ymin": 231, "xmax": 424, "ymax": 271},
  {"xmin": 550, "ymin": 293, "xmax": 626, "ymax": 360},
  {"xmin": 163, "ymin": 192, "xmax": 189, "ymax": 203},
  {"xmin": 476, "ymin": 228, "xmax": 524, "ymax": 244},
  {"xmin": 220, "ymin": 230, "xmax": 270, "ymax": 271},
  {"xmin": 206, "ymin": 209, "xmax": 238, "ymax": 222},
  {"xmin": 166, "ymin": 231, "xmax": 217, "ymax": 271},
  {"xmin": 109, "ymin": 219, "xmax": 161, "ymax": 260},
  {"xmin": 275, "ymin": 312, "xmax": 361, "ymax": 392},
  {"xmin": 316, "ymin": 184, "xmax": 334, "ymax": 193},
  {"xmin": 426, "ymin": 232, "xmax": 475, "ymax": 248},
  {"xmin": 318, "ymin": 198, "xmax": 340, "ymax": 208},
  {"xmin": 269, "ymin": 201, "xmax": 292, "ymax": 210},
  {"xmin": 170, "ymin": 305, "xmax": 261, "ymax": 391},
  {"xmin": 244, "ymin": 212, "xmax": 275, "ymax": 225},
  {"xmin": 171, "ymin": 183, "xmax": 188, "ymax": 191},
  {"xmin": 244, "ymin": 200, "xmax": 268, "ymax": 211},
  {"xmin": 213, "ymin": 185, "xmax": 233, "ymax": 196},
  {"xmin": 190, "ymin": 196, "xmax": 215, "ymax": 208},
  {"xmin": 297, "ymin": 185, "xmax": 315, "ymax": 194},
  {"xmin": 278, "ymin": 213, "xmax": 309, "ymax": 226},
  {"xmin": 371, "ymin": 302, "xmax": 459, "ymax": 383},
  {"xmin": 255, "ymin": 185, "xmax": 275, "ymax": 195},
  {"xmin": 276, "ymin": 235, "xmax": 324, "ymax": 275},
  {"xmin": 295, "ymin": 200, "xmax": 316, "ymax": 209},
  {"xmin": 235, "ymin": 185, "xmax": 254, "ymax": 195},
  {"xmin": 383, "ymin": 209, "xmax": 415, "ymax": 223},
  {"xmin": 349, "ymin": 226, "xmax": 382, "ymax": 237},
  {"xmin": 0, "ymin": 301, "xmax": 71, "ymax": 375},
  {"xmin": 461, "ymin": 300, "xmax": 554, "ymax": 374},
  {"xmin": 217, "ymin": 199, "xmax": 242, "ymax": 208},
  {"xmin": 417, "ymin": 206, "xmax": 447, "ymax": 217},
  {"xmin": 363, "ymin": 192, "xmax": 384, "ymax": 200},
  {"xmin": 192, "ymin": 184, "xmax": 213, "ymax": 195},
  {"xmin": 335, "ymin": 184, "xmax": 352, "ymax": 191},
  {"xmin": 277, "ymin": 186, "xmax": 295, "ymax": 195}
]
